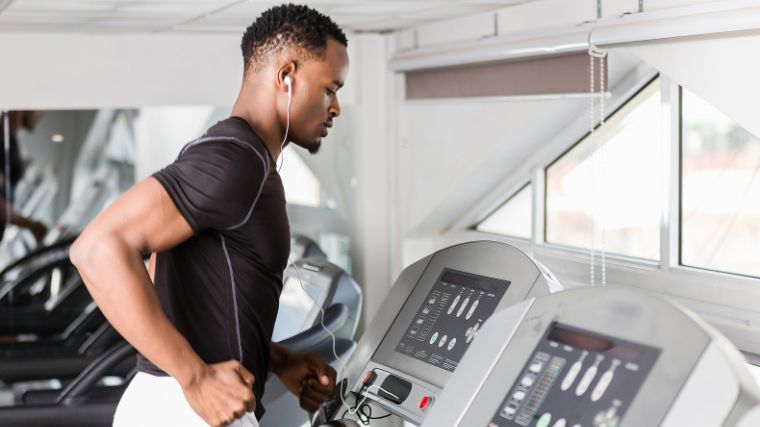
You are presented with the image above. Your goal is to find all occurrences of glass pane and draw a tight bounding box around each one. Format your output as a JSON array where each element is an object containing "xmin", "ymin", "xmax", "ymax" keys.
[
  {"xmin": 681, "ymin": 89, "xmax": 760, "ymax": 277},
  {"xmin": 280, "ymin": 146, "xmax": 321, "ymax": 207},
  {"xmin": 476, "ymin": 184, "xmax": 532, "ymax": 239},
  {"xmin": 546, "ymin": 84, "xmax": 662, "ymax": 260}
]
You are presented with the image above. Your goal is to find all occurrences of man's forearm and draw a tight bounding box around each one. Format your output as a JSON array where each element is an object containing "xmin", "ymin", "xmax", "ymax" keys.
[
  {"xmin": 71, "ymin": 234, "xmax": 207, "ymax": 387},
  {"xmin": 270, "ymin": 342, "xmax": 294, "ymax": 376}
]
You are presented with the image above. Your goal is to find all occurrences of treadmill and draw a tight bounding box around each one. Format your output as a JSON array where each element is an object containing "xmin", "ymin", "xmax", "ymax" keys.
[
  {"xmin": 317, "ymin": 240, "xmax": 562, "ymax": 426},
  {"xmin": 0, "ymin": 257, "xmax": 363, "ymax": 427},
  {"xmin": 260, "ymin": 257, "xmax": 362, "ymax": 426},
  {"xmin": 0, "ymin": 239, "xmax": 121, "ymax": 383},
  {"xmin": 0, "ymin": 233, "xmax": 329, "ymax": 383},
  {"xmin": 421, "ymin": 287, "xmax": 760, "ymax": 427},
  {"xmin": 0, "ymin": 247, "xmax": 88, "ymax": 337},
  {"xmin": 0, "ymin": 304, "xmax": 123, "ymax": 383},
  {"xmin": 291, "ymin": 233, "xmax": 328, "ymax": 261},
  {"xmin": 0, "ymin": 237, "xmax": 78, "ymax": 308}
]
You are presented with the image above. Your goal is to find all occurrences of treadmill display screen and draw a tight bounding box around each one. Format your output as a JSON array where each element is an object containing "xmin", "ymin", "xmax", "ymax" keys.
[
  {"xmin": 395, "ymin": 269, "xmax": 510, "ymax": 372},
  {"xmin": 487, "ymin": 323, "xmax": 661, "ymax": 427}
]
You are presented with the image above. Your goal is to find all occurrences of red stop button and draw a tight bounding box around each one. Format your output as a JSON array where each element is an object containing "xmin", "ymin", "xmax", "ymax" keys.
[{"xmin": 419, "ymin": 396, "xmax": 431, "ymax": 410}]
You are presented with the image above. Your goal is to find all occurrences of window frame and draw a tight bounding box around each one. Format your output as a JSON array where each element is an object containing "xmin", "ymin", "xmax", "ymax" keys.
[
  {"xmin": 458, "ymin": 75, "xmax": 760, "ymax": 355},
  {"xmin": 677, "ymin": 86, "xmax": 760, "ymax": 280},
  {"xmin": 542, "ymin": 77, "xmax": 662, "ymax": 261},
  {"xmin": 471, "ymin": 181, "xmax": 533, "ymax": 240}
]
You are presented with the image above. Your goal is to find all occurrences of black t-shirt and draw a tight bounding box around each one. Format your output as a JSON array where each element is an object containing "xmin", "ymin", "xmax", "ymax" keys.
[{"xmin": 136, "ymin": 117, "xmax": 290, "ymax": 420}]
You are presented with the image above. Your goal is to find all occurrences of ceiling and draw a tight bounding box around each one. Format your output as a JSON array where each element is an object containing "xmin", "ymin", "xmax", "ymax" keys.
[{"xmin": 0, "ymin": 0, "xmax": 538, "ymax": 34}]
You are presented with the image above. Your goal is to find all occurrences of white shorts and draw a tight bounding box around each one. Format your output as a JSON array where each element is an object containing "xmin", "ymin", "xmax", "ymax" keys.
[{"xmin": 113, "ymin": 372, "xmax": 259, "ymax": 427}]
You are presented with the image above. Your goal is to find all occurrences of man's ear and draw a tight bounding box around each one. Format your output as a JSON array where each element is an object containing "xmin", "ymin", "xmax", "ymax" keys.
[{"xmin": 277, "ymin": 61, "xmax": 297, "ymax": 91}]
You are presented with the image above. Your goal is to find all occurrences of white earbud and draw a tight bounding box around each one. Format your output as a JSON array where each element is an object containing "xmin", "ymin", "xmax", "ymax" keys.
[{"xmin": 284, "ymin": 75, "xmax": 292, "ymax": 88}]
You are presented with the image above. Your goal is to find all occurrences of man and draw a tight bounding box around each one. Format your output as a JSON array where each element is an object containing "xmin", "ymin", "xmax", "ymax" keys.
[
  {"xmin": 70, "ymin": 4, "xmax": 349, "ymax": 426},
  {"xmin": 0, "ymin": 111, "xmax": 47, "ymax": 242},
  {"xmin": 0, "ymin": 196, "xmax": 47, "ymax": 243},
  {"xmin": 0, "ymin": 110, "xmax": 42, "ymax": 200}
]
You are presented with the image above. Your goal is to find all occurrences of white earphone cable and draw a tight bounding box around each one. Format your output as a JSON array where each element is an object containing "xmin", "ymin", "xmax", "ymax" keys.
[
  {"xmin": 278, "ymin": 78, "xmax": 292, "ymax": 173},
  {"xmin": 286, "ymin": 255, "xmax": 396, "ymax": 422}
]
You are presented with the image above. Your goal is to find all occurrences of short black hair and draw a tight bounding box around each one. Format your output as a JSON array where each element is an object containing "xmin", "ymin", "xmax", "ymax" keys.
[{"xmin": 241, "ymin": 4, "xmax": 347, "ymax": 73}]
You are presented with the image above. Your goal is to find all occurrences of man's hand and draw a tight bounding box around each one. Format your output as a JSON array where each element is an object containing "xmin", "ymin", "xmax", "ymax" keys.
[
  {"xmin": 274, "ymin": 350, "xmax": 337, "ymax": 412},
  {"xmin": 181, "ymin": 360, "xmax": 256, "ymax": 427}
]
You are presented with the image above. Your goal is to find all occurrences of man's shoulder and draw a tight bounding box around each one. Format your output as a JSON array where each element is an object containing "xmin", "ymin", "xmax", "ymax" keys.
[
  {"xmin": 181, "ymin": 121, "xmax": 271, "ymax": 169},
  {"xmin": 200, "ymin": 117, "xmax": 268, "ymax": 155}
]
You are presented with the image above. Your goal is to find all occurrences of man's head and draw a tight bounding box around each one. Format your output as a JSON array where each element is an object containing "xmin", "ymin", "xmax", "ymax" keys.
[
  {"xmin": 3, "ymin": 111, "xmax": 42, "ymax": 135},
  {"xmin": 241, "ymin": 4, "xmax": 349, "ymax": 154},
  {"xmin": 20, "ymin": 111, "xmax": 43, "ymax": 131}
]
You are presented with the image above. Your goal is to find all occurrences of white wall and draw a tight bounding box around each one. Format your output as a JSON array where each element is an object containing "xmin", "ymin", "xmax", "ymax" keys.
[
  {"xmin": 0, "ymin": 30, "xmax": 358, "ymax": 111},
  {"xmin": 0, "ymin": 34, "xmax": 242, "ymax": 110},
  {"xmin": 133, "ymin": 106, "xmax": 217, "ymax": 180}
]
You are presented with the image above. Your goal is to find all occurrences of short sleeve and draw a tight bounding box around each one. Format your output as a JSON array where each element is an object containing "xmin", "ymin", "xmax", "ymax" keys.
[{"xmin": 153, "ymin": 140, "xmax": 270, "ymax": 233}]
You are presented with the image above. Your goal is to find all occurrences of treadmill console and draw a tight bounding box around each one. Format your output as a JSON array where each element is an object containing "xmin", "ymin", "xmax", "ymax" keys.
[
  {"xmin": 488, "ymin": 322, "xmax": 660, "ymax": 427},
  {"xmin": 396, "ymin": 269, "xmax": 510, "ymax": 372},
  {"xmin": 421, "ymin": 287, "xmax": 760, "ymax": 427},
  {"xmin": 338, "ymin": 241, "xmax": 561, "ymax": 425}
]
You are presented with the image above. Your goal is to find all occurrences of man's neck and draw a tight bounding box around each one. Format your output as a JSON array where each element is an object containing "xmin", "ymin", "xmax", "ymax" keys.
[{"xmin": 231, "ymin": 88, "xmax": 285, "ymax": 162}]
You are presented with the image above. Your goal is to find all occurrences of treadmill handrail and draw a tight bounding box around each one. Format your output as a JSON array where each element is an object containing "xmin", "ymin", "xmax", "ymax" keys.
[
  {"xmin": 56, "ymin": 340, "xmax": 135, "ymax": 406},
  {"xmin": 60, "ymin": 302, "xmax": 100, "ymax": 340},
  {"xmin": 278, "ymin": 303, "xmax": 349, "ymax": 354},
  {"xmin": 0, "ymin": 256, "xmax": 75, "ymax": 304},
  {"xmin": 77, "ymin": 321, "xmax": 119, "ymax": 355},
  {"xmin": 56, "ymin": 307, "xmax": 349, "ymax": 406},
  {"xmin": 0, "ymin": 236, "xmax": 78, "ymax": 278}
]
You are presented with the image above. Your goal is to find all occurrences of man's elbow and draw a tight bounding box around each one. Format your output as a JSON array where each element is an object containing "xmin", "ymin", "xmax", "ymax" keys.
[{"xmin": 69, "ymin": 234, "xmax": 98, "ymax": 276}]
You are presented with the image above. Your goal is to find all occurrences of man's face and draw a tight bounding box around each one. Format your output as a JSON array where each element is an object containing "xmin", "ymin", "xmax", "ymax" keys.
[{"xmin": 288, "ymin": 38, "xmax": 349, "ymax": 154}]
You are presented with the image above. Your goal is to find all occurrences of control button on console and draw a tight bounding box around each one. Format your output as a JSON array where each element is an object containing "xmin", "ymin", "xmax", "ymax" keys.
[
  {"xmin": 502, "ymin": 405, "xmax": 517, "ymax": 417},
  {"xmin": 606, "ymin": 406, "xmax": 617, "ymax": 419},
  {"xmin": 536, "ymin": 413, "xmax": 552, "ymax": 427},
  {"xmin": 520, "ymin": 376, "xmax": 534, "ymax": 387},
  {"xmin": 448, "ymin": 338, "xmax": 457, "ymax": 351},
  {"xmin": 575, "ymin": 365, "xmax": 598, "ymax": 397},
  {"xmin": 429, "ymin": 332, "xmax": 439, "ymax": 345},
  {"xmin": 419, "ymin": 396, "xmax": 432, "ymax": 410}
]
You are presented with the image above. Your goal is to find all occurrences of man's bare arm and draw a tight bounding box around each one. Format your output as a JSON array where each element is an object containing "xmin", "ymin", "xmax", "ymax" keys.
[
  {"xmin": 71, "ymin": 178, "xmax": 202, "ymax": 384},
  {"xmin": 70, "ymin": 177, "xmax": 254, "ymax": 426},
  {"xmin": 270, "ymin": 342, "xmax": 337, "ymax": 412}
]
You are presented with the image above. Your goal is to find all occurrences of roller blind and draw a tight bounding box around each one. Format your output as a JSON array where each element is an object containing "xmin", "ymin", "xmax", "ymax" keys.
[{"xmin": 405, "ymin": 53, "xmax": 606, "ymax": 100}]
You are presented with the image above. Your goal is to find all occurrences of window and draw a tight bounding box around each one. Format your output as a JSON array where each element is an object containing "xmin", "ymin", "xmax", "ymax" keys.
[
  {"xmin": 475, "ymin": 183, "xmax": 532, "ymax": 239},
  {"xmin": 279, "ymin": 146, "xmax": 321, "ymax": 207},
  {"xmin": 681, "ymin": 89, "xmax": 760, "ymax": 278},
  {"xmin": 545, "ymin": 81, "xmax": 662, "ymax": 260}
]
